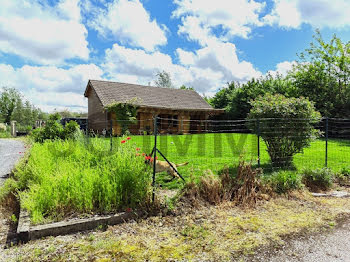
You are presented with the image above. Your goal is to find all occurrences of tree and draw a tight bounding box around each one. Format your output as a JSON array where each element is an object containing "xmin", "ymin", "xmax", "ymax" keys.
[
  {"xmin": 0, "ymin": 87, "xmax": 21, "ymax": 124},
  {"xmin": 210, "ymin": 74, "xmax": 296, "ymax": 119},
  {"xmin": 248, "ymin": 94, "xmax": 321, "ymax": 168},
  {"xmin": 154, "ymin": 71, "xmax": 173, "ymax": 88},
  {"xmin": 179, "ymin": 85, "xmax": 195, "ymax": 91},
  {"xmin": 289, "ymin": 30, "xmax": 350, "ymax": 117}
]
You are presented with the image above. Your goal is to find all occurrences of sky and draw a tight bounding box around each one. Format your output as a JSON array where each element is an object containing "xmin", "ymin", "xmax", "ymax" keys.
[{"xmin": 0, "ymin": 0, "xmax": 350, "ymax": 112}]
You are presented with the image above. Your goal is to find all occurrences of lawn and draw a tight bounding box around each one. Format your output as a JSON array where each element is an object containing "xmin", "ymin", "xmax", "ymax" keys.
[{"xmin": 114, "ymin": 133, "xmax": 350, "ymax": 188}]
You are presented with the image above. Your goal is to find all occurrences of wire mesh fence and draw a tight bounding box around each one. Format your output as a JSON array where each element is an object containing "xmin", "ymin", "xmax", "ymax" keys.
[{"xmin": 84, "ymin": 117, "xmax": 350, "ymax": 190}]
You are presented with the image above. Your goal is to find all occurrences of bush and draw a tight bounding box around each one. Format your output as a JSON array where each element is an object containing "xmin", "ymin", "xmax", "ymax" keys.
[
  {"xmin": 247, "ymin": 94, "xmax": 321, "ymax": 168},
  {"xmin": 301, "ymin": 168, "xmax": 333, "ymax": 191},
  {"xmin": 0, "ymin": 123, "xmax": 11, "ymax": 138},
  {"xmin": 31, "ymin": 113, "xmax": 79, "ymax": 143},
  {"xmin": 13, "ymin": 136, "xmax": 152, "ymax": 224},
  {"xmin": 0, "ymin": 130, "xmax": 11, "ymax": 138},
  {"xmin": 262, "ymin": 171, "xmax": 303, "ymax": 194}
]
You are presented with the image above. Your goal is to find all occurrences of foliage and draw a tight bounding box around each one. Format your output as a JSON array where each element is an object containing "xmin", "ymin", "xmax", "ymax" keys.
[
  {"xmin": 210, "ymin": 74, "xmax": 297, "ymax": 119},
  {"xmin": 0, "ymin": 124, "xmax": 11, "ymax": 138},
  {"xmin": 262, "ymin": 171, "xmax": 303, "ymax": 194},
  {"xmin": 106, "ymin": 99, "xmax": 138, "ymax": 135},
  {"xmin": 290, "ymin": 30, "xmax": 350, "ymax": 117},
  {"xmin": 12, "ymin": 137, "xmax": 152, "ymax": 224},
  {"xmin": 301, "ymin": 168, "xmax": 334, "ymax": 190},
  {"xmin": 0, "ymin": 87, "xmax": 21, "ymax": 124},
  {"xmin": 179, "ymin": 85, "xmax": 195, "ymax": 91},
  {"xmin": 154, "ymin": 70, "xmax": 173, "ymax": 88},
  {"xmin": 248, "ymin": 94, "xmax": 321, "ymax": 168},
  {"xmin": 0, "ymin": 87, "xmax": 47, "ymax": 128},
  {"xmin": 210, "ymin": 31, "xmax": 350, "ymax": 119},
  {"xmin": 55, "ymin": 109, "xmax": 87, "ymax": 118},
  {"xmin": 31, "ymin": 113, "xmax": 79, "ymax": 143}
]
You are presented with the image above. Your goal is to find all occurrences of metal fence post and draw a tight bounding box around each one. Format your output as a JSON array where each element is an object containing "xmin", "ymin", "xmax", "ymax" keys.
[
  {"xmin": 86, "ymin": 119, "xmax": 89, "ymax": 144},
  {"xmin": 152, "ymin": 116, "xmax": 158, "ymax": 202},
  {"xmin": 110, "ymin": 119, "xmax": 113, "ymax": 152},
  {"xmin": 325, "ymin": 117, "xmax": 328, "ymax": 168},
  {"xmin": 257, "ymin": 119, "xmax": 260, "ymax": 168}
]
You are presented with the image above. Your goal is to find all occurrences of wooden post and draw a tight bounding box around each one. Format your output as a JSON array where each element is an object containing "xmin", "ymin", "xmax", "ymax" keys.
[
  {"xmin": 180, "ymin": 115, "xmax": 184, "ymax": 134},
  {"xmin": 10, "ymin": 121, "xmax": 17, "ymax": 137}
]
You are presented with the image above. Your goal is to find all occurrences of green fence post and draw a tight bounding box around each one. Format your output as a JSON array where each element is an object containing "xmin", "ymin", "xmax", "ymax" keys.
[
  {"xmin": 110, "ymin": 119, "xmax": 113, "ymax": 152},
  {"xmin": 257, "ymin": 119, "xmax": 260, "ymax": 168},
  {"xmin": 325, "ymin": 117, "xmax": 328, "ymax": 168},
  {"xmin": 152, "ymin": 116, "xmax": 158, "ymax": 202}
]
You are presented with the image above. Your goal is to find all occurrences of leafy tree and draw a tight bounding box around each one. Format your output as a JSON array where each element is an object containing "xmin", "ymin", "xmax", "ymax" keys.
[
  {"xmin": 154, "ymin": 71, "xmax": 173, "ymax": 88},
  {"xmin": 0, "ymin": 87, "xmax": 47, "ymax": 129},
  {"xmin": 289, "ymin": 30, "xmax": 350, "ymax": 117},
  {"xmin": 211, "ymin": 75, "xmax": 296, "ymax": 119},
  {"xmin": 248, "ymin": 94, "xmax": 321, "ymax": 168},
  {"xmin": 0, "ymin": 87, "xmax": 21, "ymax": 124}
]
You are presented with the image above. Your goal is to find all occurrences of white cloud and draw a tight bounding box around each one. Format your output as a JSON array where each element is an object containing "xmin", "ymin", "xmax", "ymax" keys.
[
  {"xmin": 103, "ymin": 42, "xmax": 261, "ymax": 94},
  {"xmin": 264, "ymin": 0, "xmax": 350, "ymax": 29},
  {"xmin": 0, "ymin": 64, "xmax": 103, "ymax": 112},
  {"xmin": 173, "ymin": 0, "xmax": 266, "ymax": 45},
  {"xmin": 0, "ymin": 0, "xmax": 89, "ymax": 64},
  {"xmin": 267, "ymin": 60, "xmax": 297, "ymax": 77},
  {"xmin": 88, "ymin": 0, "xmax": 167, "ymax": 51}
]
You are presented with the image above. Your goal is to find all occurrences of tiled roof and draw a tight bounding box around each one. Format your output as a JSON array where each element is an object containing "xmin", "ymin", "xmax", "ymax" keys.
[{"xmin": 85, "ymin": 80, "xmax": 217, "ymax": 111}]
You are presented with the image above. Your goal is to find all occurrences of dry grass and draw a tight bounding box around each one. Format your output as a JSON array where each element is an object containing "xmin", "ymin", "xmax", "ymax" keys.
[
  {"xmin": 181, "ymin": 162, "xmax": 261, "ymax": 207},
  {"xmin": 3, "ymin": 192, "xmax": 350, "ymax": 262}
]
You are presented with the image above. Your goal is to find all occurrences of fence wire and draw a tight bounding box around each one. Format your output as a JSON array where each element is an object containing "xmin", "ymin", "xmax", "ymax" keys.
[{"xmin": 84, "ymin": 117, "xmax": 350, "ymax": 188}]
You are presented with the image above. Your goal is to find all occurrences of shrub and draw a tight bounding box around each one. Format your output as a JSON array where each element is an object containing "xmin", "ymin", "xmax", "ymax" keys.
[
  {"xmin": 262, "ymin": 171, "xmax": 303, "ymax": 194},
  {"xmin": 14, "ymin": 136, "xmax": 152, "ymax": 224},
  {"xmin": 247, "ymin": 94, "xmax": 321, "ymax": 168},
  {"xmin": 31, "ymin": 113, "xmax": 79, "ymax": 143},
  {"xmin": 301, "ymin": 168, "xmax": 333, "ymax": 191},
  {"xmin": 0, "ymin": 130, "xmax": 11, "ymax": 138}
]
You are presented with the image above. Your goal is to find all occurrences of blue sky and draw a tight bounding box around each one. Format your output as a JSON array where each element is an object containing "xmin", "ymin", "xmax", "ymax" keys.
[{"xmin": 0, "ymin": 0, "xmax": 350, "ymax": 112}]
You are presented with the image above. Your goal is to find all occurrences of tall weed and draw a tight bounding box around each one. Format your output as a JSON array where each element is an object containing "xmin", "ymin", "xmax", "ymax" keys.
[{"xmin": 17, "ymin": 137, "xmax": 152, "ymax": 224}]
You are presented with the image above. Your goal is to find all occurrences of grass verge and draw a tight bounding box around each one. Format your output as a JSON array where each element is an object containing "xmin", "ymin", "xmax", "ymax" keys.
[{"xmin": 3, "ymin": 192, "xmax": 350, "ymax": 262}]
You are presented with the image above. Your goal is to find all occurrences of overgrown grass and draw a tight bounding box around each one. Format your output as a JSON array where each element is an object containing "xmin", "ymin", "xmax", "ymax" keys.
[
  {"xmin": 115, "ymin": 133, "xmax": 350, "ymax": 188},
  {"xmin": 5, "ymin": 194, "xmax": 350, "ymax": 261},
  {"xmin": 5, "ymin": 136, "xmax": 152, "ymax": 224}
]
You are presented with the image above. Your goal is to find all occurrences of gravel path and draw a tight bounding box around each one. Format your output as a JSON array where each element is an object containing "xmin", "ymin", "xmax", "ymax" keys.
[
  {"xmin": 250, "ymin": 219, "xmax": 350, "ymax": 262},
  {"xmin": 0, "ymin": 139, "xmax": 25, "ymax": 187}
]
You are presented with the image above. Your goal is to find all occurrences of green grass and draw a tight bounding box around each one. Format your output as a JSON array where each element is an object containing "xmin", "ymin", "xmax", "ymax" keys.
[
  {"xmin": 0, "ymin": 130, "xmax": 11, "ymax": 138},
  {"xmin": 6, "ymin": 136, "xmax": 152, "ymax": 224},
  {"xmin": 111, "ymin": 133, "xmax": 350, "ymax": 188}
]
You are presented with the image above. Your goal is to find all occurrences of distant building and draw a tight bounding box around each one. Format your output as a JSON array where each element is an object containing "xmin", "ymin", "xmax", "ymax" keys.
[{"xmin": 84, "ymin": 80, "xmax": 223, "ymax": 135}]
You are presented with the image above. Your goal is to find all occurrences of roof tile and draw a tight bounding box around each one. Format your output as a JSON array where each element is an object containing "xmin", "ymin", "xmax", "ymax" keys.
[{"xmin": 87, "ymin": 80, "xmax": 215, "ymax": 111}]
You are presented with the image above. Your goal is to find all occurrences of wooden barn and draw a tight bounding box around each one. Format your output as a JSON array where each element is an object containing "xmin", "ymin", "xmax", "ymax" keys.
[{"xmin": 84, "ymin": 80, "xmax": 223, "ymax": 135}]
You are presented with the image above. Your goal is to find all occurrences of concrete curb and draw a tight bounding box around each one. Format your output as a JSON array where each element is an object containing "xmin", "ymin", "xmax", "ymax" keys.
[
  {"xmin": 17, "ymin": 209, "xmax": 30, "ymax": 242},
  {"xmin": 312, "ymin": 191, "xmax": 350, "ymax": 198},
  {"xmin": 17, "ymin": 208, "xmax": 143, "ymax": 243}
]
